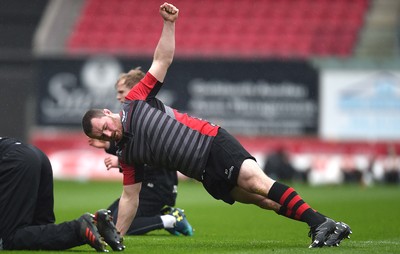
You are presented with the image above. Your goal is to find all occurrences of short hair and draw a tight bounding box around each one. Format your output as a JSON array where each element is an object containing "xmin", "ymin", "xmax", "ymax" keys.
[
  {"xmin": 115, "ymin": 67, "xmax": 146, "ymax": 90},
  {"xmin": 82, "ymin": 109, "xmax": 105, "ymax": 137}
]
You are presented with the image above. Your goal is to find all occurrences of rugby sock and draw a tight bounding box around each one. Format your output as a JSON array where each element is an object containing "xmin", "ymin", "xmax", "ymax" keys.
[
  {"xmin": 160, "ymin": 214, "xmax": 176, "ymax": 229},
  {"xmin": 267, "ymin": 182, "xmax": 325, "ymax": 227}
]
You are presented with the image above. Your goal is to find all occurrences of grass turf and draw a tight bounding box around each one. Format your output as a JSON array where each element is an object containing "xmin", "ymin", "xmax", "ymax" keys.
[{"xmin": 4, "ymin": 180, "xmax": 400, "ymax": 253}]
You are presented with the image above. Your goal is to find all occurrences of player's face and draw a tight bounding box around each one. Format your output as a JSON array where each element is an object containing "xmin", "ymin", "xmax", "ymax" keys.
[
  {"xmin": 90, "ymin": 115, "xmax": 122, "ymax": 141},
  {"xmin": 116, "ymin": 80, "xmax": 130, "ymax": 103}
]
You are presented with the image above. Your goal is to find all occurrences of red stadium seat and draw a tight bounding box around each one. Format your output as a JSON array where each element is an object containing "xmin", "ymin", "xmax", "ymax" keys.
[{"xmin": 66, "ymin": 0, "xmax": 369, "ymax": 59}]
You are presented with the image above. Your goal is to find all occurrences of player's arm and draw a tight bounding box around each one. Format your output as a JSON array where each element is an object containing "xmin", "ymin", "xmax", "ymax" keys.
[
  {"xmin": 116, "ymin": 182, "xmax": 141, "ymax": 236},
  {"xmin": 88, "ymin": 138, "xmax": 110, "ymax": 149},
  {"xmin": 148, "ymin": 2, "xmax": 179, "ymax": 83}
]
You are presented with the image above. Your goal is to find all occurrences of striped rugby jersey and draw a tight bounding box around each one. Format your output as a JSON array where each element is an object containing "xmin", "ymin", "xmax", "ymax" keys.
[{"xmin": 117, "ymin": 73, "xmax": 219, "ymax": 185}]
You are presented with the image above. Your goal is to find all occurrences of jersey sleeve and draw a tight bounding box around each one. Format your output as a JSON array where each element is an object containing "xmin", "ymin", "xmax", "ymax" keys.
[
  {"xmin": 120, "ymin": 161, "xmax": 144, "ymax": 185},
  {"xmin": 125, "ymin": 72, "xmax": 160, "ymax": 101}
]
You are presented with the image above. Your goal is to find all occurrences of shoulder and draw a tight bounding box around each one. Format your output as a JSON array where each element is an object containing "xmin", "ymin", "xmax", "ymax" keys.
[{"xmin": 125, "ymin": 72, "xmax": 162, "ymax": 101}]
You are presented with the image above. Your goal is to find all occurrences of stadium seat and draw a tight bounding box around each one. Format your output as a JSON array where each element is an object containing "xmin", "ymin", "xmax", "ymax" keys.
[{"xmin": 66, "ymin": 0, "xmax": 369, "ymax": 59}]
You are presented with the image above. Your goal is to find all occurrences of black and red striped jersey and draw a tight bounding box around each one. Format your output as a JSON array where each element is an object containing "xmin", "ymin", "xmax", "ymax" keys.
[{"xmin": 117, "ymin": 73, "xmax": 219, "ymax": 185}]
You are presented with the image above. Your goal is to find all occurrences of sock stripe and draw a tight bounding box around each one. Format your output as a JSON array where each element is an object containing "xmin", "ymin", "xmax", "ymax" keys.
[
  {"xmin": 270, "ymin": 182, "xmax": 325, "ymax": 226},
  {"xmin": 283, "ymin": 192, "xmax": 298, "ymax": 207},
  {"xmin": 279, "ymin": 187, "xmax": 295, "ymax": 204},
  {"xmin": 285, "ymin": 208, "xmax": 293, "ymax": 217},
  {"xmin": 286, "ymin": 195, "xmax": 302, "ymax": 210},
  {"xmin": 295, "ymin": 203, "xmax": 311, "ymax": 220}
]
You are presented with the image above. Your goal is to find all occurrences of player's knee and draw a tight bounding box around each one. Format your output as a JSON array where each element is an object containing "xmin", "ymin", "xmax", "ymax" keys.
[{"xmin": 238, "ymin": 159, "xmax": 274, "ymax": 193}]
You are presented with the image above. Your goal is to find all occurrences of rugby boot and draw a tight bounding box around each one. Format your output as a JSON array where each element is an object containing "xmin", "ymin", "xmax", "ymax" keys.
[
  {"xmin": 78, "ymin": 213, "xmax": 108, "ymax": 252},
  {"xmin": 95, "ymin": 209, "xmax": 125, "ymax": 251},
  {"xmin": 162, "ymin": 207, "xmax": 193, "ymax": 236},
  {"xmin": 308, "ymin": 218, "xmax": 336, "ymax": 248},
  {"xmin": 325, "ymin": 221, "xmax": 352, "ymax": 247}
]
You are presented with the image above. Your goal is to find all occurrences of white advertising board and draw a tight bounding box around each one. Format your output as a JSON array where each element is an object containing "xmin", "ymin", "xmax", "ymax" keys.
[{"xmin": 321, "ymin": 70, "xmax": 400, "ymax": 140}]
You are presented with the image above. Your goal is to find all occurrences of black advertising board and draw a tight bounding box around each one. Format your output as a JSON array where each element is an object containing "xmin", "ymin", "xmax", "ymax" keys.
[{"xmin": 37, "ymin": 56, "xmax": 318, "ymax": 135}]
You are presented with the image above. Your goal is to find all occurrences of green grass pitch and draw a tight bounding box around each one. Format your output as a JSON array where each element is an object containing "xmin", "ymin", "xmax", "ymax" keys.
[{"xmin": 4, "ymin": 180, "xmax": 400, "ymax": 253}]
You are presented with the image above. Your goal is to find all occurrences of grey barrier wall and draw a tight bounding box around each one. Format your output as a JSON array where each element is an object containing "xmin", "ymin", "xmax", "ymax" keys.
[
  {"xmin": 0, "ymin": 57, "xmax": 35, "ymax": 142},
  {"xmin": 36, "ymin": 56, "xmax": 319, "ymax": 136}
]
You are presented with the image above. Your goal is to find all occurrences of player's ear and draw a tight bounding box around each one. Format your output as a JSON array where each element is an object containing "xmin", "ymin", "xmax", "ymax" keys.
[{"xmin": 103, "ymin": 109, "xmax": 112, "ymax": 116}]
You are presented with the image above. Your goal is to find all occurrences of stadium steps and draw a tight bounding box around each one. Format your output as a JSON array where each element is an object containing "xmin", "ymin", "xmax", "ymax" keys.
[
  {"xmin": 33, "ymin": 0, "xmax": 86, "ymax": 56},
  {"xmin": 355, "ymin": 0, "xmax": 400, "ymax": 59}
]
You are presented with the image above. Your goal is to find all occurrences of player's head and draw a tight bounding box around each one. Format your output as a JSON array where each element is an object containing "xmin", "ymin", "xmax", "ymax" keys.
[
  {"xmin": 115, "ymin": 67, "xmax": 146, "ymax": 103},
  {"xmin": 82, "ymin": 109, "xmax": 123, "ymax": 141}
]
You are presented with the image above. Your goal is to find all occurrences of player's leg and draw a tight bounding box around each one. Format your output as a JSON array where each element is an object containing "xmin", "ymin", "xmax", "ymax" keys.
[
  {"xmin": 0, "ymin": 144, "xmax": 42, "ymax": 248},
  {"xmin": 0, "ymin": 145, "xmax": 102, "ymax": 251},
  {"xmin": 230, "ymin": 187, "xmax": 280, "ymax": 211},
  {"xmin": 126, "ymin": 209, "xmax": 192, "ymax": 236},
  {"xmin": 237, "ymin": 159, "xmax": 326, "ymax": 224},
  {"xmin": 107, "ymin": 196, "xmax": 192, "ymax": 236},
  {"xmin": 237, "ymin": 159, "xmax": 338, "ymax": 247},
  {"xmin": 208, "ymin": 128, "xmax": 328, "ymax": 229},
  {"xmin": 108, "ymin": 199, "xmax": 164, "ymax": 235},
  {"xmin": 161, "ymin": 206, "xmax": 193, "ymax": 236},
  {"xmin": 107, "ymin": 194, "xmax": 166, "ymax": 235},
  {"xmin": 230, "ymin": 183, "xmax": 351, "ymax": 247},
  {"xmin": 8, "ymin": 221, "xmax": 83, "ymax": 250},
  {"xmin": 140, "ymin": 171, "xmax": 193, "ymax": 236},
  {"xmin": 9, "ymin": 213, "xmax": 109, "ymax": 251},
  {"xmin": 107, "ymin": 197, "xmax": 169, "ymax": 235},
  {"xmin": 127, "ymin": 217, "xmax": 165, "ymax": 235},
  {"xmin": 30, "ymin": 145, "xmax": 56, "ymax": 225},
  {"xmin": 130, "ymin": 203, "xmax": 193, "ymax": 236}
]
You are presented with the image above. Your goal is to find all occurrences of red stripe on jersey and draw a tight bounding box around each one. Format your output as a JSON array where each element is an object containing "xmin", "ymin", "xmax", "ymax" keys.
[
  {"xmin": 279, "ymin": 187, "xmax": 294, "ymax": 205},
  {"xmin": 125, "ymin": 72, "xmax": 159, "ymax": 101},
  {"xmin": 173, "ymin": 109, "xmax": 218, "ymax": 136},
  {"xmin": 125, "ymin": 72, "xmax": 219, "ymax": 136}
]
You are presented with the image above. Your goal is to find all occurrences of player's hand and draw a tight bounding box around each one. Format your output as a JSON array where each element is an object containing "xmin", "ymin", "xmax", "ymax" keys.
[
  {"xmin": 104, "ymin": 155, "xmax": 119, "ymax": 170},
  {"xmin": 160, "ymin": 2, "xmax": 179, "ymax": 22},
  {"xmin": 88, "ymin": 138, "xmax": 110, "ymax": 149}
]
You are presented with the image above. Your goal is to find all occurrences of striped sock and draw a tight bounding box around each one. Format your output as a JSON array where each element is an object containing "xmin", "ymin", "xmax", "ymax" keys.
[{"xmin": 268, "ymin": 182, "xmax": 325, "ymax": 227}]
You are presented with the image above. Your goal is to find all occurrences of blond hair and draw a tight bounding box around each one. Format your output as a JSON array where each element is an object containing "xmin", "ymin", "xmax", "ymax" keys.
[{"xmin": 115, "ymin": 67, "xmax": 146, "ymax": 89}]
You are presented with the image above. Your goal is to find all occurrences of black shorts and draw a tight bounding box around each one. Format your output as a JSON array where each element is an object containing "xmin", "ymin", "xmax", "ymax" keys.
[{"xmin": 201, "ymin": 128, "xmax": 255, "ymax": 205}]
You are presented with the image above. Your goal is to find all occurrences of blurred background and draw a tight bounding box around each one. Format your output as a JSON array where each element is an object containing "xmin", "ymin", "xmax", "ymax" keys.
[{"xmin": 1, "ymin": 0, "xmax": 399, "ymax": 185}]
